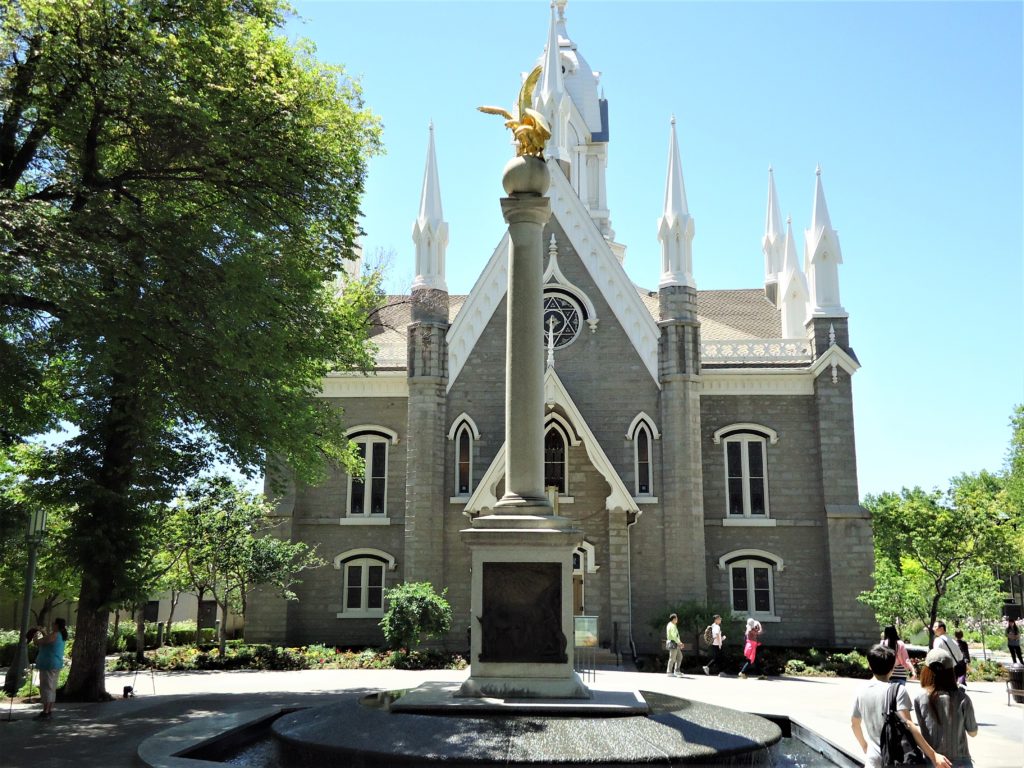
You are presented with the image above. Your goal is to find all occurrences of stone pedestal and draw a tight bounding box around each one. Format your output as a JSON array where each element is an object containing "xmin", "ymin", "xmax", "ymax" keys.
[{"xmin": 459, "ymin": 156, "xmax": 587, "ymax": 699}]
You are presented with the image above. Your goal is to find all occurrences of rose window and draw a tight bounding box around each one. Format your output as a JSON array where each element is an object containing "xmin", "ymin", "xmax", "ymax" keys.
[{"xmin": 542, "ymin": 292, "xmax": 584, "ymax": 349}]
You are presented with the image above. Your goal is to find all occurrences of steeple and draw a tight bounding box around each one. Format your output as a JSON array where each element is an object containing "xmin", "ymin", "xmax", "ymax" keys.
[
  {"xmin": 657, "ymin": 116, "xmax": 695, "ymax": 289},
  {"xmin": 803, "ymin": 166, "xmax": 846, "ymax": 317},
  {"xmin": 762, "ymin": 166, "xmax": 784, "ymax": 305},
  {"xmin": 779, "ymin": 217, "xmax": 810, "ymax": 338},
  {"xmin": 411, "ymin": 121, "xmax": 448, "ymax": 293},
  {"xmin": 536, "ymin": 2, "xmax": 570, "ymax": 164}
]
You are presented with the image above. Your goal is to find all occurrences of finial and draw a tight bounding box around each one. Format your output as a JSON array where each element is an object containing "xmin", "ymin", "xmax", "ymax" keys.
[
  {"xmin": 816, "ymin": 164, "xmax": 822, "ymax": 176},
  {"xmin": 670, "ymin": 114, "xmax": 676, "ymax": 126},
  {"xmin": 429, "ymin": 119, "xmax": 434, "ymax": 133},
  {"xmin": 555, "ymin": 0, "xmax": 567, "ymax": 22},
  {"xmin": 786, "ymin": 215, "xmax": 792, "ymax": 225},
  {"xmin": 768, "ymin": 164, "xmax": 774, "ymax": 173},
  {"xmin": 828, "ymin": 323, "xmax": 836, "ymax": 346}
]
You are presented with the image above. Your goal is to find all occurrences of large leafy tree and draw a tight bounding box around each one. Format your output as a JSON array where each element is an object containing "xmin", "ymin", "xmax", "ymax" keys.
[
  {"xmin": 859, "ymin": 473, "xmax": 1015, "ymax": 640},
  {"xmin": 171, "ymin": 475, "xmax": 322, "ymax": 655},
  {"xmin": 0, "ymin": 0, "xmax": 381, "ymax": 699}
]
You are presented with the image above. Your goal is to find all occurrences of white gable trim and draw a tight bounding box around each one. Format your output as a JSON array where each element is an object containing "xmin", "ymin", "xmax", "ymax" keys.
[
  {"xmin": 712, "ymin": 423, "xmax": 779, "ymax": 445},
  {"xmin": 810, "ymin": 345, "xmax": 860, "ymax": 381},
  {"xmin": 546, "ymin": 411, "xmax": 582, "ymax": 447},
  {"xmin": 544, "ymin": 234, "xmax": 599, "ymax": 331},
  {"xmin": 464, "ymin": 368, "xmax": 639, "ymax": 517},
  {"xmin": 446, "ymin": 233, "xmax": 511, "ymax": 392},
  {"xmin": 546, "ymin": 158, "xmax": 660, "ymax": 384}
]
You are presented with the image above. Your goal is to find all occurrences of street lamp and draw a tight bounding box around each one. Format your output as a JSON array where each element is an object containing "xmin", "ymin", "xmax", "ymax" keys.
[{"xmin": 3, "ymin": 508, "xmax": 48, "ymax": 696}]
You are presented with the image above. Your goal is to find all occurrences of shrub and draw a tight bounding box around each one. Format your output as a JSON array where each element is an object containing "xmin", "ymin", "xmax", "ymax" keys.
[
  {"xmin": 968, "ymin": 658, "xmax": 1006, "ymax": 682},
  {"xmin": 379, "ymin": 582, "xmax": 453, "ymax": 651}
]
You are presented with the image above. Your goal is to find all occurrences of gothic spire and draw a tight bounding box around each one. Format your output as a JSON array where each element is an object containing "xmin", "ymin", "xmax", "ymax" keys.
[
  {"xmin": 803, "ymin": 166, "xmax": 845, "ymax": 317},
  {"xmin": 762, "ymin": 166, "xmax": 784, "ymax": 303},
  {"xmin": 657, "ymin": 116, "xmax": 694, "ymax": 289},
  {"xmin": 779, "ymin": 216, "xmax": 810, "ymax": 338},
  {"xmin": 537, "ymin": 2, "xmax": 570, "ymax": 163},
  {"xmin": 411, "ymin": 121, "xmax": 448, "ymax": 292}
]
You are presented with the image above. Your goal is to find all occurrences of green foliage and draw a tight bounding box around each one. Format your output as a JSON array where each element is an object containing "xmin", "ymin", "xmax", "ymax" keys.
[
  {"xmin": 107, "ymin": 643, "xmax": 468, "ymax": 672},
  {"xmin": 651, "ymin": 601, "xmax": 742, "ymax": 651},
  {"xmin": 379, "ymin": 582, "xmax": 453, "ymax": 651},
  {"xmin": 782, "ymin": 649, "xmax": 870, "ymax": 679},
  {"xmin": 859, "ymin": 475, "xmax": 1015, "ymax": 634},
  {"xmin": 1, "ymin": 0, "xmax": 382, "ymax": 699},
  {"xmin": 967, "ymin": 658, "xmax": 1006, "ymax": 682}
]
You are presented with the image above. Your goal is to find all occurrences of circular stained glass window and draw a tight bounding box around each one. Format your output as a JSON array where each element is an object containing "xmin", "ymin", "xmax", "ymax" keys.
[{"xmin": 543, "ymin": 292, "xmax": 584, "ymax": 349}]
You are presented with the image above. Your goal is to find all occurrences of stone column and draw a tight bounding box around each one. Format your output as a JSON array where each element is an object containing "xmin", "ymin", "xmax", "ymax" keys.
[
  {"xmin": 459, "ymin": 156, "xmax": 587, "ymax": 699},
  {"xmin": 496, "ymin": 190, "xmax": 550, "ymax": 514}
]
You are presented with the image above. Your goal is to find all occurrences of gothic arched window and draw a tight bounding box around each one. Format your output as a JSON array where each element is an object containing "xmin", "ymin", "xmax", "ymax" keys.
[{"xmin": 544, "ymin": 427, "xmax": 567, "ymax": 494}]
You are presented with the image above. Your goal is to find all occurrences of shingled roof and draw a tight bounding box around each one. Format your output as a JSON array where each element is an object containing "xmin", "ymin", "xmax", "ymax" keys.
[{"xmin": 365, "ymin": 287, "xmax": 781, "ymax": 369}]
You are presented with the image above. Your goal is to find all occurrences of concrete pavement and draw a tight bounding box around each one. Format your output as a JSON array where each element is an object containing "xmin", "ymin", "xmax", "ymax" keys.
[{"xmin": 2, "ymin": 667, "xmax": 1022, "ymax": 767}]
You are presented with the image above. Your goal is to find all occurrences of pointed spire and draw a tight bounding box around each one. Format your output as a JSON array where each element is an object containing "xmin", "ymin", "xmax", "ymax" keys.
[
  {"xmin": 762, "ymin": 165, "xmax": 784, "ymax": 302},
  {"xmin": 803, "ymin": 166, "xmax": 846, "ymax": 317},
  {"xmin": 411, "ymin": 121, "xmax": 448, "ymax": 292},
  {"xmin": 657, "ymin": 116, "xmax": 695, "ymax": 289},
  {"xmin": 537, "ymin": 2, "xmax": 569, "ymax": 164},
  {"xmin": 779, "ymin": 216, "xmax": 810, "ymax": 338}
]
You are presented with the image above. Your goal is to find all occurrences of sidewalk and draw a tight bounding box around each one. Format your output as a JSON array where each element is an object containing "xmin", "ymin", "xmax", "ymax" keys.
[{"xmin": 2, "ymin": 667, "xmax": 1022, "ymax": 767}]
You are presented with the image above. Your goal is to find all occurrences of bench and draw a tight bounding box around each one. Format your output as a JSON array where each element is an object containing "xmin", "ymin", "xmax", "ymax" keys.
[{"xmin": 1006, "ymin": 681, "xmax": 1024, "ymax": 706}]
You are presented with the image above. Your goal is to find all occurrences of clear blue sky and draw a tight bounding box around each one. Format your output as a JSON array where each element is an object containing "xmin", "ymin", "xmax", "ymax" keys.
[{"xmin": 287, "ymin": 1, "xmax": 1023, "ymax": 499}]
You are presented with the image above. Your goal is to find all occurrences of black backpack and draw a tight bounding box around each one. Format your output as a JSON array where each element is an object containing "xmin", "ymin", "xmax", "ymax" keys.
[{"xmin": 879, "ymin": 684, "xmax": 927, "ymax": 766}]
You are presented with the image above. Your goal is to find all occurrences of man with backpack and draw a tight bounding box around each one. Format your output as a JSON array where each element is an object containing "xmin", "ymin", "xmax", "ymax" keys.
[
  {"xmin": 851, "ymin": 644, "xmax": 951, "ymax": 768},
  {"xmin": 702, "ymin": 614, "xmax": 726, "ymax": 676}
]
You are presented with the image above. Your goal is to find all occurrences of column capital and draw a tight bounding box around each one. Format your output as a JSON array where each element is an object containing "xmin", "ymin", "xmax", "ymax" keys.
[{"xmin": 500, "ymin": 195, "xmax": 552, "ymax": 227}]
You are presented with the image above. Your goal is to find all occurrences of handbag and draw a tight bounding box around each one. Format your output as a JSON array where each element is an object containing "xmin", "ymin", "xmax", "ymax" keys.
[
  {"xmin": 665, "ymin": 640, "xmax": 678, "ymax": 650},
  {"xmin": 879, "ymin": 684, "xmax": 926, "ymax": 766}
]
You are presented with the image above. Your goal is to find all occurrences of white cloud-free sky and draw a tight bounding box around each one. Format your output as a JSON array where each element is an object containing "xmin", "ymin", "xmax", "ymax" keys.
[{"xmin": 287, "ymin": 1, "xmax": 1023, "ymax": 499}]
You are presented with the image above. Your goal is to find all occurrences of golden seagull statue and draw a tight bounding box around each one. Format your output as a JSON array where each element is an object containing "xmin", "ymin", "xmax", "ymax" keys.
[{"xmin": 478, "ymin": 65, "xmax": 551, "ymax": 158}]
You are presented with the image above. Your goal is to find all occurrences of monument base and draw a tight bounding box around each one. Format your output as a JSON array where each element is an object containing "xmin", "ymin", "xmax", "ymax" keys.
[{"xmin": 458, "ymin": 671, "xmax": 591, "ymax": 700}]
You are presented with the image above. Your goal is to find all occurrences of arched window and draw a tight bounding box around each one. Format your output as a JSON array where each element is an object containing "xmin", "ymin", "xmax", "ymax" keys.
[
  {"xmin": 718, "ymin": 549, "xmax": 783, "ymax": 621},
  {"xmin": 346, "ymin": 428, "xmax": 397, "ymax": 518},
  {"xmin": 634, "ymin": 424, "xmax": 652, "ymax": 496},
  {"xmin": 544, "ymin": 426, "xmax": 568, "ymax": 494},
  {"xmin": 456, "ymin": 425, "xmax": 473, "ymax": 496},
  {"xmin": 713, "ymin": 424, "xmax": 777, "ymax": 519},
  {"xmin": 333, "ymin": 549, "xmax": 396, "ymax": 619}
]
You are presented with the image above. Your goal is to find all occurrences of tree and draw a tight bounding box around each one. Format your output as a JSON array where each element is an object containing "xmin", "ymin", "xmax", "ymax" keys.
[
  {"xmin": 1, "ymin": 0, "xmax": 381, "ymax": 699},
  {"xmin": 172, "ymin": 476, "xmax": 322, "ymax": 654},
  {"xmin": 859, "ymin": 474, "xmax": 1014, "ymax": 642},
  {"xmin": 379, "ymin": 582, "xmax": 453, "ymax": 652}
]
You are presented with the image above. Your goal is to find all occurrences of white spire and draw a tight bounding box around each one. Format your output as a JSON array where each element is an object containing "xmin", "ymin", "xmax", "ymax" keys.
[
  {"xmin": 657, "ymin": 116, "xmax": 695, "ymax": 289},
  {"xmin": 762, "ymin": 166, "xmax": 784, "ymax": 297},
  {"xmin": 537, "ymin": 2, "xmax": 570, "ymax": 163},
  {"xmin": 803, "ymin": 166, "xmax": 846, "ymax": 317},
  {"xmin": 779, "ymin": 216, "xmax": 810, "ymax": 338},
  {"xmin": 411, "ymin": 122, "xmax": 448, "ymax": 292}
]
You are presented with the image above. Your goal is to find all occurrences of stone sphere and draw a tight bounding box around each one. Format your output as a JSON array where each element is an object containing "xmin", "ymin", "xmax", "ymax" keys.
[{"xmin": 502, "ymin": 155, "xmax": 550, "ymax": 196}]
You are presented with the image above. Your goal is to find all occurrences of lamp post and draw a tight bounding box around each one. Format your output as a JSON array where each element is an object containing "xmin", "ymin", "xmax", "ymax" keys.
[{"xmin": 3, "ymin": 508, "xmax": 48, "ymax": 696}]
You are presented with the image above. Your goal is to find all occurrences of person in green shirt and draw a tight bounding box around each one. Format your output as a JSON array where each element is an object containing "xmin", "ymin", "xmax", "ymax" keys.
[{"xmin": 666, "ymin": 613, "xmax": 682, "ymax": 677}]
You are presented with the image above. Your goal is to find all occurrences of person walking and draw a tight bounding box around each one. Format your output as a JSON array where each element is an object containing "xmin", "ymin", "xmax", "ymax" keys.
[
  {"xmin": 1006, "ymin": 619, "xmax": 1022, "ymax": 665},
  {"xmin": 882, "ymin": 625, "xmax": 917, "ymax": 685},
  {"xmin": 702, "ymin": 614, "xmax": 726, "ymax": 676},
  {"xmin": 913, "ymin": 648, "xmax": 977, "ymax": 767},
  {"xmin": 665, "ymin": 613, "xmax": 683, "ymax": 678},
  {"xmin": 953, "ymin": 630, "xmax": 970, "ymax": 686},
  {"xmin": 851, "ymin": 644, "xmax": 950, "ymax": 768},
  {"xmin": 738, "ymin": 618, "xmax": 765, "ymax": 679},
  {"xmin": 31, "ymin": 618, "xmax": 68, "ymax": 720},
  {"xmin": 932, "ymin": 621, "xmax": 966, "ymax": 683}
]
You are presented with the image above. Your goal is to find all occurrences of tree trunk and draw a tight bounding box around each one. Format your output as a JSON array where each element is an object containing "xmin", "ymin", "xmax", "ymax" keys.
[
  {"xmin": 135, "ymin": 607, "xmax": 146, "ymax": 663},
  {"xmin": 195, "ymin": 588, "xmax": 205, "ymax": 645},
  {"xmin": 62, "ymin": 579, "xmax": 113, "ymax": 701},
  {"xmin": 928, "ymin": 590, "xmax": 942, "ymax": 647},
  {"xmin": 163, "ymin": 590, "xmax": 179, "ymax": 647},
  {"xmin": 218, "ymin": 597, "xmax": 229, "ymax": 656}
]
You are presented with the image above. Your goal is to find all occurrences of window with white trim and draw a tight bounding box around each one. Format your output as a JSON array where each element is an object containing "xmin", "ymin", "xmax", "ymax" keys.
[
  {"xmin": 544, "ymin": 426, "xmax": 567, "ymax": 494},
  {"xmin": 348, "ymin": 432, "xmax": 389, "ymax": 517},
  {"xmin": 455, "ymin": 423, "xmax": 473, "ymax": 496},
  {"xmin": 341, "ymin": 557, "xmax": 386, "ymax": 617},
  {"xmin": 729, "ymin": 559, "xmax": 775, "ymax": 617},
  {"xmin": 723, "ymin": 433, "xmax": 769, "ymax": 517},
  {"xmin": 634, "ymin": 423, "xmax": 653, "ymax": 496}
]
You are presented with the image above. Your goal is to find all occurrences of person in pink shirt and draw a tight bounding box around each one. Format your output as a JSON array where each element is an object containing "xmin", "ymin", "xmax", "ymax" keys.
[{"xmin": 882, "ymin": 625, "xmax": 917, "ymax": 685}]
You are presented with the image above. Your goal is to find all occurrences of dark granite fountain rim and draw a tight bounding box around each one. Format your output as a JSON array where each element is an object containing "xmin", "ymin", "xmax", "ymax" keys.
[{"xmin": 271, "ymin": 687, "xmax": 782, "ymax": 765}]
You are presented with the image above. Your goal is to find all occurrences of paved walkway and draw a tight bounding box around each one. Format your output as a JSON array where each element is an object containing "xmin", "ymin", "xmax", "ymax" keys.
[{"xmin": 2, "ymin": 667, "xmax": 1022, "ymax": 767}]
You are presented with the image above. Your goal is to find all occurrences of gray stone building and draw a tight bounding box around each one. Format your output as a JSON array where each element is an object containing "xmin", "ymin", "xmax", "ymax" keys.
[{"xmin": 247, "ymin": 2, "xmax": 876, "ymax": 654}]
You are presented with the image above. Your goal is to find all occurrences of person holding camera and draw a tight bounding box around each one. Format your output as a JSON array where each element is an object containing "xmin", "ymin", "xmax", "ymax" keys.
[{"xmin": 31, "ymin": 618, "xmax": 68, "ymax": 720}]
